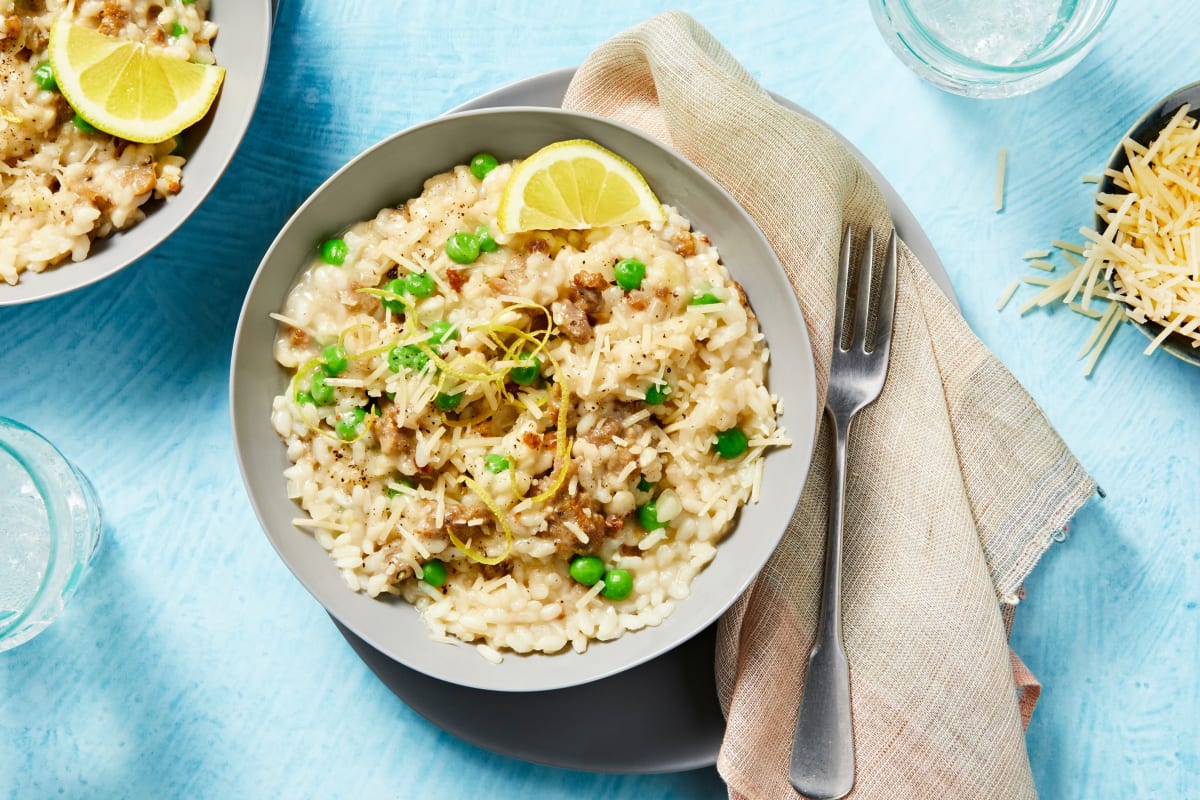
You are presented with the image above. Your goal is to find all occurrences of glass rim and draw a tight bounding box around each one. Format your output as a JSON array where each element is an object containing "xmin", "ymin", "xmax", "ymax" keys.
[
  {"xmin": 0, "ymin": 418, "xmax": 69, "ymax": 642},
  {"xmin": 890, "ymin": 0, "xmax": 1119, "ymax": 76}
]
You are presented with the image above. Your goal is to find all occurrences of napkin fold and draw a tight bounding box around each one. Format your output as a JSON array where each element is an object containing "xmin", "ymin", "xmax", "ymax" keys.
[{"xmin": 565, "ymin": 13, "xmax": 1094, "ymax": 800}]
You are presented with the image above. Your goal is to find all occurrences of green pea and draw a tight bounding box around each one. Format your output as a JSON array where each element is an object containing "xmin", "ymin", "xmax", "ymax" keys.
[
  {"xmin": 335, "ymin": 407, "xmax": 366, "ymax": 440},
  {"xmin": 33, "ymin": 62, "xmax": 56, "ymax": 92},
  {"xmin": 601, "ymin": 568, "xmax": 633, "ymax": 600},
  {"xmin": 320, "ymin": 238, "xmax": 348, "ymax": 265},
  {"xmin": 569, "ymin": 555, "xmax": 605, "ymax": 587},
  {"xmin": 170, "ymin": 135, "xmax": 184, "ymax": 155},
  {"xmin": 636, "ymin": 476, "xmax": 655, "ymax": 492},
  {"xmin": 73, "ymin": 113, "xmax": 97, "ymax": 134},
  {"xmin": 484, "ymin": 454, "xmax": 510, "ymax": 474},
  {"xmin": 181, "ymin": 0, "xmax": 197, "ymax": 4},
  {"xmin": 387, "ymin": 343, "xmax": 429, "ymax": 373},
  {"xmin": 294, "ymin": 390, "xmax": 315, "ymax": 406},
  {"xmin": 644, "ymin": 382, "xmax": 670, "ymax": 405},
  {"xmin": 469, "ymin": 153, "xmax": 499, "ymax": 180},
  {"xmin": 638, "ymin": 501, "xmax": 664, "ymax": 532},
  {"xmin": 509, "ymin": 352, "xmax": 540, "ymax": 385},
  {"xmin": 689, "ymin": 292, "xmax": 721, "ymax": 306},
  {"xmin": 310, "ymin": 366, "xmax": 336, "ymax": 405},
  {"xmin": 614, "ymin": 258, "xmax": 646, "ymax": 291},
  {"xmin": 322, "ymin": 343, "xmax": 348, "ymax": 375},
  {"xmin": 475, "ymin": 225, "xmax": 498, "ymax": 253},
  {"xmin": 380, "ymin": 278, "xmax": 407, "ymax": 315},
  {"xmin": 170, "ymin": 21, "xmax": 188, "ymax": 37},
  {"xmin": 427, "ymin": 320, "xmax": 458, "ymax": 345},
  {"xmin": 404, "ymin": 271, "xmax": 436, "ymax": 298},
  {"xmin": 420, "ymin": 560, "xmax": 448, "ymax": 587},
  {"xmin": 445, "ymin": 232, "xmax": 480, "ymax": 264},
  {"xmin": 714, "ymin": 427, "xmax": 748, "ymax": 459},
  {"xmin": 433, "ymin": 391, "xmax": 462, "ymax": 412}
]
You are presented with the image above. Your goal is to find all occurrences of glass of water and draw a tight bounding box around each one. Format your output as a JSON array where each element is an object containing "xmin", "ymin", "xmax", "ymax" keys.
[
  {"xmin": 0, "ymin": 417, "xmax": 102, "ymax": 653},
  {"xmin": 870, "ymin": 0, "xmax": 1117, "ymax": 98}
]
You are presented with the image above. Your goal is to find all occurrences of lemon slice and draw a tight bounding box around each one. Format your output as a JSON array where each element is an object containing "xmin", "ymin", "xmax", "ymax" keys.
[
  {"xmin": 497, "ymin": 139, "xmax": 667, "ymax": 234},
  {"xmin": 48, "ymin": 18, "xmax": 225, "ymax": 144}
]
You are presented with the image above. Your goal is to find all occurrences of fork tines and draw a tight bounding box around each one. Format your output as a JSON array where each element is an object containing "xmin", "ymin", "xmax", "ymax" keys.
[{"xmin": 833, "ymin": 226, "xmax": 898, "ymax": 358}]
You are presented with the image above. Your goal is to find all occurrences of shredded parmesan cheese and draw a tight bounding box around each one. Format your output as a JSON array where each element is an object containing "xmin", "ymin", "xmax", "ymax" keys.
[
  {"xmin": 1079, "ymin": 105, "xmax": 1200, "ymax": 355},
  {"xmin": 996, "ymin": 279, "xmax": 1020, "ymax": 311},
  {"xmin": 292, "ymin": 517, "xmax": 349, "ymax": 532},
  {"xmin": 576, "ymin": 581, "xmax": 605, "ymax": 608},
  {"xmin": 1084, "ymin": 306, "xmax": 1125, "ymax": 376},
  {"xmin": 1023, "ymin": 249, "xmax": 1051, "ymax": 259},
  {"xmin": 1052, "ymin": 238, "xmax": 1086, "ymax": 255}
]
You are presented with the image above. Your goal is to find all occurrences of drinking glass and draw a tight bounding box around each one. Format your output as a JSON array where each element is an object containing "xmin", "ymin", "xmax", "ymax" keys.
[
  {"xmin": 870, "ymin": 0, "xmax": 1118, "ymax": 98},
  {"xmin": 0, "ymin": 417, "xmax": 102, "ymax": 653}
]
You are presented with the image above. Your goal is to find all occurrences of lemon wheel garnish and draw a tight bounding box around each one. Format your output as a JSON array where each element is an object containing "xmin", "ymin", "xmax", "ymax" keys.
[
  {"xmin": 497, "ymin": 139, "xmax": 666, "ymax": 234},
  {"xmin": 48, "ymin": 18, "xmax": 226, "ymax": 144}
]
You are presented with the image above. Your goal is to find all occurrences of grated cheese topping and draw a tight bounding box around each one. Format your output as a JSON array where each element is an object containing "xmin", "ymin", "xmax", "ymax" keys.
[{"xmin": 1080, "ymin": 104, "xmax": 1200, "ymax": 354}]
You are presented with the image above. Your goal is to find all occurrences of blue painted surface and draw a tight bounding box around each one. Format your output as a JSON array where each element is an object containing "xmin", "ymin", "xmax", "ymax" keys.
[{"xmin": 2, "ymin": 1, "xmax": 1197, "ymax": 797}]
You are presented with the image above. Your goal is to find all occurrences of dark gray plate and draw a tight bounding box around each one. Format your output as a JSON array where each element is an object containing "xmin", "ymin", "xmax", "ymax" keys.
[
  {"xmin": 0, "ymin": 1, "xmax": 273, "ymax": 305},
  {"xmin": 327, "ymin": 69, "xmax": 960, "ymax": 773}
]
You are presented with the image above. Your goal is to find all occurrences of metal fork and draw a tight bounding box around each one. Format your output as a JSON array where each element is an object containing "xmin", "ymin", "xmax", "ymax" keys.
[{"xmin": 789, "ymin": 226, "xmax": 898, "ymax": 800}]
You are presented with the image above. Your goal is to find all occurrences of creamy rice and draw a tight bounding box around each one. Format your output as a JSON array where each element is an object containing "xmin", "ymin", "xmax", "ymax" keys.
[
  {"xmin": 0, "ymin": 0, "xmax": 218, "ymax": 284},
  {"xmin": 271, "ymin": 158, "xmax": 788, "ymax": 658}
]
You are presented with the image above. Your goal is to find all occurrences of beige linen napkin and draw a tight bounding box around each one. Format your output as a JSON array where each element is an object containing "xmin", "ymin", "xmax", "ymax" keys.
[{"xmin": 564, "ymin": 12, "xmax": 1095, "ymax": 800}]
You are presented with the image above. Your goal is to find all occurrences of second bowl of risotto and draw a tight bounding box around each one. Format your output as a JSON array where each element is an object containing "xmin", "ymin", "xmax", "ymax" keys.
[
  {"xmin": 231, "ymin": 107, "xmax": 818, "ymax": 691},
  {"xmin": 0, "ymin": 0, "xmax": 272, "ymax": 305}
]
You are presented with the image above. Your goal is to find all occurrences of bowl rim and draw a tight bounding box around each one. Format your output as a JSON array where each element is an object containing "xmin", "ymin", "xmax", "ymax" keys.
[
  {"xmin": 0, "ymin": 0, "xmax": 273, "ymax": 306},
  {"xmin": 1096, "ymin": 81, "xmax": 1200, "ymax": 367},
  {"xmin": 230, "ymin": 105, "xmax": 819, "ymax": 691}
]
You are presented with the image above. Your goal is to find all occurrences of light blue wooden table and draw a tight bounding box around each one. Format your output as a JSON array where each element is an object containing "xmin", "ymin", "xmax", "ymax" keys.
[{"xmin": 3, "ymin": 1, "xmax": 1197, "ymax": 797}]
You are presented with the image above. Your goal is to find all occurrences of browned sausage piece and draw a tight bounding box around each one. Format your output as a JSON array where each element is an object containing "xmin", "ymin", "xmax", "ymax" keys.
[{"xmin": 551, "ymin": 299, "xmax": 593, "ymax": 343}]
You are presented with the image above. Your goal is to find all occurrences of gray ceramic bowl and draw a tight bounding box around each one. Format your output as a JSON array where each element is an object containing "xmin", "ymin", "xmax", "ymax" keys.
[
  {"xmin": 231, "ymin": 107, "xmax": 819, "ymax": 692},
  {"xmin": 0, "ymin": 2, "xmax": 273, "ymax": 306}
]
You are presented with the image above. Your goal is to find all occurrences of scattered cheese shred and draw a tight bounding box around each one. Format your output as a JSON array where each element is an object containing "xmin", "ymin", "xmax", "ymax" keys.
[
  {"xmin": 1018, "ymin": 262, "xmax": 1084, "ymax": 314},
  {"xmin": 996, "ymin": 279, "xmax": 1020, "ymax": 311},
  {"xmin": 1052, "ymin": 238, "xmax": 1086, "ymax": 255},
  {"xmin": 995, "ymin": 147, "xmax": 1007, "ymax": 212},
  {"xmin": 1068, "ymin": 302, "xmax": 1104, "ymax": 319},
  {"xmin": 1027, "ymin": 259, "xmax": 1056, "ymax": 272},
  {"xmin": 1084, "ymin": 306, "xmax": 1126, "ymax": 376},
  {"xmin": 1078, "ymin": 301, "xmax": 1119, "ymax": 358},
  {"xmin": 1023, "ymin": 249, "xmax": 1051, "ymax": 259}
]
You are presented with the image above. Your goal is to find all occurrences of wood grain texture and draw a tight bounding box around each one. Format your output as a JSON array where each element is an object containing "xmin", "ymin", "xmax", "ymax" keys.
[{"xmin": 1, "ymin": 0, "xmax": 1196, "ymax": 797}]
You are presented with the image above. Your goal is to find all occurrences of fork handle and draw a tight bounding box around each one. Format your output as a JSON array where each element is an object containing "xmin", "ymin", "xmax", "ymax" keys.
[{"xmin": 789, "ymin": 411, "xmax": 855, "ymax": 800}]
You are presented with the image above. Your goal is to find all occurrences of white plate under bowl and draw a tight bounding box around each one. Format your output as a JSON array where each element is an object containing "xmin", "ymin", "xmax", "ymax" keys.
[
  {"xmin": 231, "ymin": 106, "xmax": 819, "ymax": 693},
  {"xmin": 0, "ymin": 1, "xmax": 273, "ymax": 305}
]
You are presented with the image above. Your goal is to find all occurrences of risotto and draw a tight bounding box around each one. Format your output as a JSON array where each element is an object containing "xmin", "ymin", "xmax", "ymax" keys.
[
  {"xmin": 0, "ymin": 0, "xmax": 218, "ymax": 284},
  {"xmin": 270, "ymin": 156, "xmax": 788, "ymax": 659}
]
